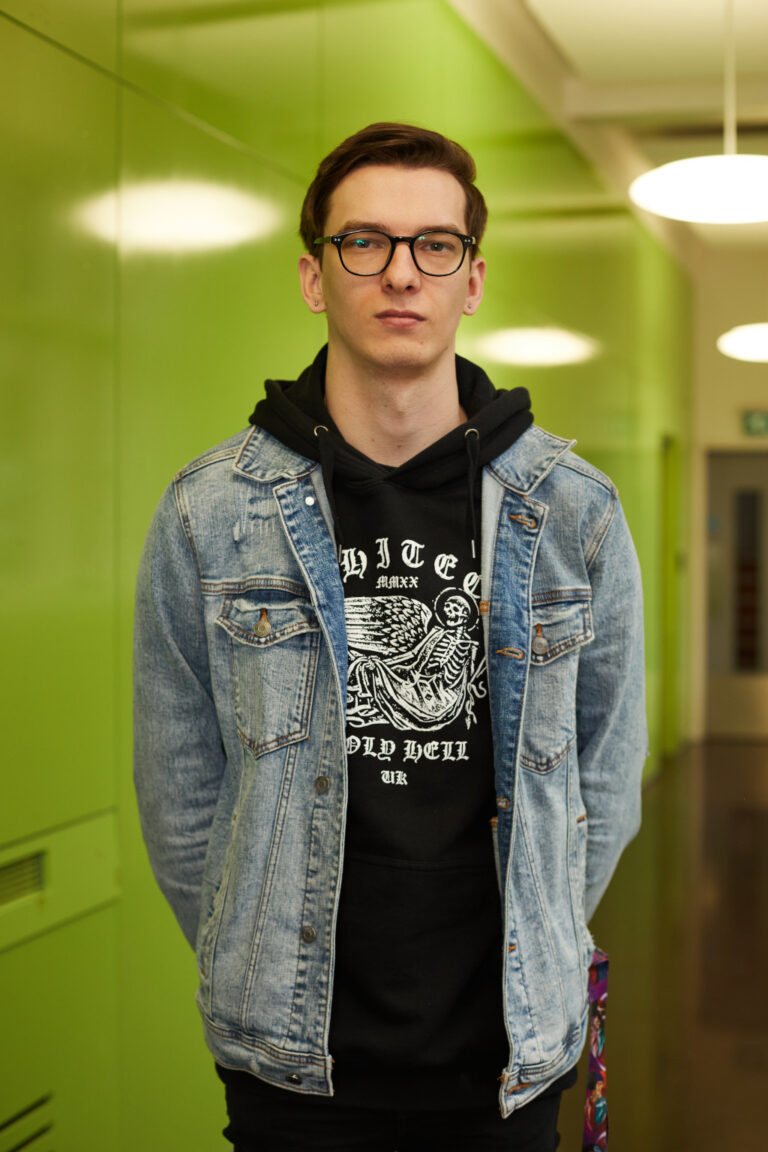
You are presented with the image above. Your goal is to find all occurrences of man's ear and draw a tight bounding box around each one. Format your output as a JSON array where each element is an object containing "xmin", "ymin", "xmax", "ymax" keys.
[
  {"xmin": 298, "ymin": 253, "xmax": 326, "ymax": 313},
  {"xmin": 463, "ymin": 256, "xmax": 486, "ymax": 315}
]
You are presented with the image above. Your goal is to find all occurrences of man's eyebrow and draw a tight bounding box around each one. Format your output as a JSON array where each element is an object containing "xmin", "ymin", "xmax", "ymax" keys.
[{"xmin": 334, "ymin": 220, "xmax": 465, "ymax": 235}]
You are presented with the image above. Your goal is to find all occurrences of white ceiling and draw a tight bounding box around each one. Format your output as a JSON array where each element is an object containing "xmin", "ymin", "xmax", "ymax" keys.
[
  {"xmin": 526, "ymin": 0, "xmax": 768, "ymax": 170},
  {"xmin": 525, "ymin": 0, "xmax": 768, "ymax": 83}
]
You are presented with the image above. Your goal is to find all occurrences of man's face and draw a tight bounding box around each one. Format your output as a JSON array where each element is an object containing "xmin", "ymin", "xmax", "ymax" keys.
[{"xmin": 299, "ymin": 165, "xmax": 485, "ymax": 378}]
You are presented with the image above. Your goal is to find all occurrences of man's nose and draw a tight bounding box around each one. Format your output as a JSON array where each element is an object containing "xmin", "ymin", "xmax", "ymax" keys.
[{"xmin": 382, "ymin": 240, "xmax": 420, "ymax": 288}]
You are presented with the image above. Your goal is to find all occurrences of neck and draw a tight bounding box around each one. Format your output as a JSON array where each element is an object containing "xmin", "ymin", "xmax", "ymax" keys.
[{"xmin": 324, "ymin": 346, "xmax": 465, "ymax": 466}]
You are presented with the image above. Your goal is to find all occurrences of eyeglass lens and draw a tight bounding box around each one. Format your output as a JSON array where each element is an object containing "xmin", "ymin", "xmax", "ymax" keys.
[{"xmin": 338, "ymin": 231, "xmax": 465, "ymax": 275}]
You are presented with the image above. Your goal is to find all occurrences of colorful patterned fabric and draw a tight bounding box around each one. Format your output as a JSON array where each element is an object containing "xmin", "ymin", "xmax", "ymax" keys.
[{"xmin": 582, "ymin": 948, "xmax": 609, "ymax": 1150}]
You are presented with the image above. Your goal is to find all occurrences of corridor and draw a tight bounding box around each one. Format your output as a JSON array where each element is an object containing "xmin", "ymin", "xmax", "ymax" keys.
[
  {"xmin": 3, "ymin": 2, "xmax": 768, "ymax": 1147},
  {"xmin": 559, "ymin": 741, "xmax": 768, "ymax": 1152}
]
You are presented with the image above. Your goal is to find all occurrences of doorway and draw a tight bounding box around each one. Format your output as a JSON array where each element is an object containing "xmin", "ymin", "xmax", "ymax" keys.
[{"xmin": 706, "ymin": 452, "xmax": 768, "ymax": 737}]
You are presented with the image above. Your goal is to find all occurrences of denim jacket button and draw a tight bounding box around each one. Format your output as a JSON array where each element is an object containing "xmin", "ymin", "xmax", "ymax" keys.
[
  {"xmin": 301, "ymin": 925, "xmax": 317, "ymax": 943},
  {"xmin": 315, "ymin": 776, "xmax": 331, "ymax": 794},
  {"xmin": 285, "ymin": 1073, "xmax": 302, "ymax": 1085},
  {"xmin": 532, "ymin": 633, "xmax": 549, "ymax": 656},
  {"xmin": 253, "ymin": 608, "xmax": 271, "ymax": 637}
]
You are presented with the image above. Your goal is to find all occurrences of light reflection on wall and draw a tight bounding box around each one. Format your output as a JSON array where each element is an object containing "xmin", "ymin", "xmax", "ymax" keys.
[
  {"xmin": 74, "ymin": 180, "xmax": 283, "ymax": 252},
  {"xmin": 475, "ymin": 326, "xmax": 600, "ymax": 367}
]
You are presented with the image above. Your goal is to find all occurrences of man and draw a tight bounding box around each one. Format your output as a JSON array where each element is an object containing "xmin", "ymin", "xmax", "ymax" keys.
[{"xmin": 134, "ymin": 122, "xmax": 646, "ymax": 1152}]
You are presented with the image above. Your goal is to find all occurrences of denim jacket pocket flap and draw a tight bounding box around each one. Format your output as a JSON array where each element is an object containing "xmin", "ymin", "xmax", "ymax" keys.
[
  {"xmin": 216, "ymin": 589, "xmax": 319, "ymax": 647},
  {"xmin": 530, "ymin": 597, "xmax": 593, "ymax": 665}
]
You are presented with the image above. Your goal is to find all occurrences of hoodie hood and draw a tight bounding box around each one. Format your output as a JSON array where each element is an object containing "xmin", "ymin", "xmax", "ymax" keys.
[
  {"xmin": 248, "ymin": 345, "xmax": 533, "ymax": 489},
  {"xmin": 249, "ymin": 345, "xmax": 533, "ymax": 558}
]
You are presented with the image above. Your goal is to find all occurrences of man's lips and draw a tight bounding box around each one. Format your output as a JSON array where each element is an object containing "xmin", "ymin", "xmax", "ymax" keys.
[{"xmin": 375, "ymin": 309, "xmax": 425, "ymax": 328}]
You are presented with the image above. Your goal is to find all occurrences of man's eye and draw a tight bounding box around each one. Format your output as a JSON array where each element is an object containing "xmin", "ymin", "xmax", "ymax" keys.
[
  {"xmin": 342, "ymin": 234, "xmax": 386, "ymax": 251},
  {"xmin": 416, "ymin": 234, "xmax": 459, "ymax": 255}
]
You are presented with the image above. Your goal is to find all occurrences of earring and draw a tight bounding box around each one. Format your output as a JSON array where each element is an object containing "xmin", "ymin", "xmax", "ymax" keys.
[{"xmin": 314, "ymin": 299, "xmax": 319, "ymax": 308}]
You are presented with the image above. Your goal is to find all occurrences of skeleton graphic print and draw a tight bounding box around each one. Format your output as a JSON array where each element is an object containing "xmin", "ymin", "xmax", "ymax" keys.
[
  {"xmin": 333, "ymin": 477, "xmax": 492, "ymax": 789},
  {"xmin": 346, "ymin": 589, "xmax": 485, "ymax": 731}
]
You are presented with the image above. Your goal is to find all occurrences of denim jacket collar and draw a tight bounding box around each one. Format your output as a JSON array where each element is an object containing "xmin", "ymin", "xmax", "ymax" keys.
[
  {"xmin": 233, "ymin": 422, "xmax": 575, "ymax": 492},
  {"xmin": 233, "ymin": 424, "xmax": 315, "ymax": 482},
  {"xmin": 487, "ymin": 425, "xmax": 576, "ymax": 495}
]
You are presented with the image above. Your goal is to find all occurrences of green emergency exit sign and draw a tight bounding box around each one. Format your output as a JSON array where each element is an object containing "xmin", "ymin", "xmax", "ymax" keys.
[{"xmin": 743, "ymin": 410, "xmax": 768, "ymax": 436}]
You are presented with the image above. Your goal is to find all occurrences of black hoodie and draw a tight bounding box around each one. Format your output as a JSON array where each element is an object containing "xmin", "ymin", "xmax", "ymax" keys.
[
  {"xmin": 250, "ymin": 346, "xmax": 532, "ymax": 555},
  {"xmin": 240, "ymin": 348, "xmax": 533, "ymax": 1109}
]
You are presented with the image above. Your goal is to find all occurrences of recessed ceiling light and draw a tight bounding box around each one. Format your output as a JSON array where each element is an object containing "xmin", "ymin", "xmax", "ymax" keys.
[
  {"xmin": 76, "ymin": 180, "xmax": 282, "ymax": 252},
  {"xmin": 475, "ymin": 327, "xmax": 600, "ymax": 367}
]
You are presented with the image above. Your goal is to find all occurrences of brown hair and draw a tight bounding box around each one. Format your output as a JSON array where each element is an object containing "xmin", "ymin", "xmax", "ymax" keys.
[{"xmin": 299, "ymin": 122, "xmax": 487, "ymax": 258}]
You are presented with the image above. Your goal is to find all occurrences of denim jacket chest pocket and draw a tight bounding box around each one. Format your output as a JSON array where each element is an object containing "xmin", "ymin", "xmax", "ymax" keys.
[
  {"xmin": 520, "ymin": 595, "xmax": 593, "ymax": 773},
  {"xmin": 216, "ymin": 587, "xmax": 321, "ymax": 759}
]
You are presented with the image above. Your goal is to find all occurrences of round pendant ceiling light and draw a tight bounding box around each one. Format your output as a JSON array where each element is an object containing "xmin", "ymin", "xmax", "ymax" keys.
[
  {"xmin": 629, "ymin": 0, "xmax": 768, "ymax": 224},
  {"xmin": 716, "ymin": 322, "xmax": 768, "ymax": 361},
  {"xmin": 629, "ymin": 154, "xmax": 768, "ymax": 224}
]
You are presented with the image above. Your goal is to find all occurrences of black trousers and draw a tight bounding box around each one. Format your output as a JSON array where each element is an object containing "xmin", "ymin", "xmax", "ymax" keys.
[{"xmin": 220, "ymin": 1075, "xmax": 569, "ymax": 1152}]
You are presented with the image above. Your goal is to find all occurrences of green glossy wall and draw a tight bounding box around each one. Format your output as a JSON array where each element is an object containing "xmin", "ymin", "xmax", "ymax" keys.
[{"xmin": 0, "ymin": 3, "xmax": 689, "ymax": 1149}]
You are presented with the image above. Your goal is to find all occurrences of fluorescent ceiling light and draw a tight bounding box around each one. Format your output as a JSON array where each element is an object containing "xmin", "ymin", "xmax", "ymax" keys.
[
  {"xmin": 76, "ymin": 180, "xmax": 282, "ymax": 252},
  {"xmin": 476, "ymin": 327, "xmax": 600, "ymax": 367},
  {"xmin": 717, "ymin": 322, "xmax": 768, "ymax": 361},
  {"xmin": 629, "ymin": 155, "xmax": 768, "ymax": 224}
]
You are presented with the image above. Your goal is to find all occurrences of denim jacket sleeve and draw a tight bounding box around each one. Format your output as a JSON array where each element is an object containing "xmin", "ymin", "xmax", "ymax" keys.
[
  {"xmin": 133, "ymin": 482, "xmax": 226, "ymax": 947},
  {"xmin": 577, "ymin": 492, "xmax": 647, "ymax": 921}
]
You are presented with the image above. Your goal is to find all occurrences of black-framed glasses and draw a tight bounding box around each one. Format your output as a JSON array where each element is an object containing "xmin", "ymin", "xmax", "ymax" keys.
[{"xmin": 313, "ymin": 230, "xmax": 476, "ymax": 277}]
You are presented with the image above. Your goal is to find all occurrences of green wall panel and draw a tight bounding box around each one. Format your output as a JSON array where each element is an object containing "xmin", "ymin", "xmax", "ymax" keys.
[
  {"xmin": 466, "ymin": 216, "xmax": 639, "ymax": 426},
  {"xmin": 0, "ymin": 16, "xmax": 118, "ymax": 844},
  {"xmin": 0, "ymin": 813, "xmax": 119, "ymax": 952},
  {"xmin": 0, "ymin": 909, "xmax": 119, "ymax": 1151},
  {"xmin": 320, "ymin": 0, "xmax": 457, "ymax": 141},
  {"xmin": 121, "ymin": 0, "xmax": 322, "ymax": 178},
  {"xmin": 1, "ymin": 1, "xmax": 118, "ymax": 71}
]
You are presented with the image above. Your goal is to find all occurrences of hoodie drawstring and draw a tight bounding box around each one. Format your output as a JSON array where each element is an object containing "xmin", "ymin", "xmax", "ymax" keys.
[
  {"xmin": 314, "ymin": 424, "xmax": 344, "ymax": 554},
  {"xmin": 465, "ymin": 427, "xmax": 480, "ymax": 561}
]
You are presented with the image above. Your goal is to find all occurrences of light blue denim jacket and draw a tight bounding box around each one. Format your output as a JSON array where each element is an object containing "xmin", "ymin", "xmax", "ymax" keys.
[{"xmin": 133, "ymin": 421, "xmax": 646, "ymax": 1118}]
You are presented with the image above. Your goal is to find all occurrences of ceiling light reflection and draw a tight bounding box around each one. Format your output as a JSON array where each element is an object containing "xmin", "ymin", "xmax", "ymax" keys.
[
  {"xmin": 717, "ymin": 322, "xmax": 768, "ymax": 362},
  {"xmin": 76, "ymin": 180, "xmax": 282, "ymax": 252},
  {"xmin": 476, "ymin": 327, "xmax": 600, "ymax": 367}
]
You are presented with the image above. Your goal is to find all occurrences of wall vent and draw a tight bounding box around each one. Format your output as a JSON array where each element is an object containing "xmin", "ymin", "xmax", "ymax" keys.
[
  {"xmin": 0, "ymin": 1094, "xmax": 54, "ymax": 1152},
  {"xmin": 0, "ymin": 854, "xmax": 45, "ymax": 907}
]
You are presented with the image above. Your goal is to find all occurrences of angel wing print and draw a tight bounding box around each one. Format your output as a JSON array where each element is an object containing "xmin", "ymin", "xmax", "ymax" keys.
[{"xmin": 345, "ymin": 591, "xmax": 485, "ymax": 731}]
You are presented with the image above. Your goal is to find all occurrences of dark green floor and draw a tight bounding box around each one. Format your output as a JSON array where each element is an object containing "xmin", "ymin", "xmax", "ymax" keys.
[{"xmin": 558, "ymin": 742, "xmax": 768, "ymax": 1151}]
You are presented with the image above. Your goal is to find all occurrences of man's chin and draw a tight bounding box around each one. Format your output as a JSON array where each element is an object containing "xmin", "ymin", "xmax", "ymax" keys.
[{"xmin": 364, "ymin": 339, "xmax": 445, "ymax": 378}]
